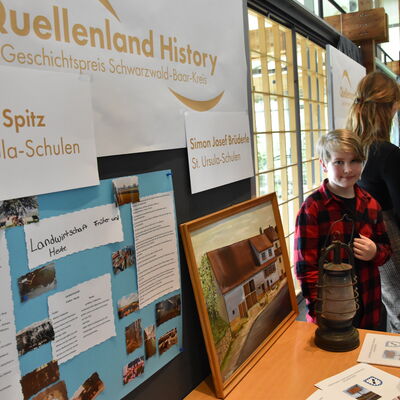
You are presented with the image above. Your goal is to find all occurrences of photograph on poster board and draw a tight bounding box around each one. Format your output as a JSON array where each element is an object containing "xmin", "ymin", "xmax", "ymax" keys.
[
  {"xmin": 32, "ymin": 381, "xmax": 68, "ymax": 400},
  {"xmin": 113, "ymin": 176, "xmax": 140, "ymax": 206},
  {"xmin": 71, "ymin": 372, "xmax": 105, "ymax": 400},
  {"xmin": 125, "ymin": 319, "xmax": 143, "ymax": 354},
  {"xmin": 155, "ymin": 294, "xmax": 181, "ymax": 326},
  {"xmin": 16, "ymin": 319, "xmax": 55, "ymax": 356},
  {"xmin": 20, "ymin": 360, "xmax": 60, "ymax": 400},
  {"xmin": 144, "ymin": 325, "xmax": 156, "ymax": 359},
  {"xmin": 158, "ymin": 328, "xmax": 178, "ymax": 356},
  {"xmin": 123, "ymin": 356, "xmax": 145, "ymax": 385},
  {"xmin": 0, "ymin": 196, "xmax": 39, "ymax": 229},
  {"xmin": 18, "ymin": 263, "xmax": 56, "ymax": 302},
  {"xmin": 180, "ymin": 193, "xmax": 297, "ymax": 397},
  {"xmin": 118, "ymin": 292, "xmax": 139, "ymax": 319},
  {"xmin": 112, "ymin": 245, "xmax": 136, "ymax": 274}
]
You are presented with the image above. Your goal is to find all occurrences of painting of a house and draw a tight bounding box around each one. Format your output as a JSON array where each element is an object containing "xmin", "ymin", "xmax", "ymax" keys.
[
  {"xmin": 207, "ymin": 231, "xmax": 278, "ymax": 330},
  {"xmin": 180, "ymin": 194, "xmax": 297, "ymax": 395},
  {"xmin": 203, "ymin": 226, "xmax": 290, "ymax": 381}
]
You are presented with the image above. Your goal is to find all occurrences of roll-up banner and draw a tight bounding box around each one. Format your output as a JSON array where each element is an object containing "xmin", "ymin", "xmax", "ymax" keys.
[{"xmin": 326, "ymin": 45, "xmax": 366, "ymax": 131}]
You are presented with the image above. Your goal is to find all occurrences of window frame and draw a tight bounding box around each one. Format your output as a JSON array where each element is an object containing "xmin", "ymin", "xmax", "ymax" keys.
[{"xmin": 247, "ymin": 1, "xmax": 337, "ymax": 294}]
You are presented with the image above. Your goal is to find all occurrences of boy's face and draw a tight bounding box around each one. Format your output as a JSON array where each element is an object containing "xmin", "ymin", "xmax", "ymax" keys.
[{"xmin": 321, "ymin": 150, "xmax": 363, "ymax": 197}]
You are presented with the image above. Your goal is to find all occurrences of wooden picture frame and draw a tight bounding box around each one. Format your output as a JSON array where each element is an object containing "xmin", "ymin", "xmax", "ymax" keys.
[{"xmin": 180, "ymin": 193, "xmax": 298, "ymax": 398}]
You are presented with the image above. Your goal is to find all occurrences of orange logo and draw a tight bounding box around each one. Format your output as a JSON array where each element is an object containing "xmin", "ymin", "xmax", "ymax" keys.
[
  {"xmin": 97, "ymin": 0, "xmax": 120, "ymax": 21},
  {"xmin": 342, "ymin": 70, "xmax": 351, "ymax": 87},
  {"xmin": 169, "ymin": 89, "xmax": 224, "ymax": 112}
]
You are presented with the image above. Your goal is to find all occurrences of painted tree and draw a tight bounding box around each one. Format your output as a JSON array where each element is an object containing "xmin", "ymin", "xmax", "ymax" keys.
[{"xmin": 199, "ymin": 254, "xmax": 219, "ymax": 320}]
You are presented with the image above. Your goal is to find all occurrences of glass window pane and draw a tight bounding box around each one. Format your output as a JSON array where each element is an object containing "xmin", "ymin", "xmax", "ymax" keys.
[
  {"xmin": 258, "ymin": 172, "xmax": 274, "ymax": 196},
  {"xmin": 256, "ymin": 134, "xmax": 267, "ymax": 173},
  {"xmin": 270, "ymin": 96, "xmax": 279, "ymax": 131},
  {"xmin": 253, "ymin": 93, "xmax": 266, "ymax": 132},
  {"xmin": 287, "ymin": 166, "xmax": 299, "ymax": 200},
  {"xmin": 268, "ymin": 58, "xmax": 278, "ymax": 94},
  {"xmin": 274, "ymin": 170, "xmax": 283, "ymax": 201}
]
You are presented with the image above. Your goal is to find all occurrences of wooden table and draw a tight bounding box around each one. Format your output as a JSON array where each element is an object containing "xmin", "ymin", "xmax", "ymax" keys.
[{"xmin": 185, "ymin": 321, "xmax": 400, "ymax": 400}]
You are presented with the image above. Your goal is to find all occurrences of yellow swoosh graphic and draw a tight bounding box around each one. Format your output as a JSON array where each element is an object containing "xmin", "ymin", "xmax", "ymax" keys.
[
  {"xmin": 168, "ymin": 88, "xmax": 224, "ymax": 112},
  {"xmin": 342, "ymin": 70, "xmax": 351, "ymax": 86},
  {"xmin": 97, "ymin": 0, "xmax": 120, "ymax": 21}
]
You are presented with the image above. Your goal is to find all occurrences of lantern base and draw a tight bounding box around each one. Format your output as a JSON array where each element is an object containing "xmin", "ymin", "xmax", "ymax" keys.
[{"xmin": 315, "ymin": 325, "xmax": 359, "ymax": 352}]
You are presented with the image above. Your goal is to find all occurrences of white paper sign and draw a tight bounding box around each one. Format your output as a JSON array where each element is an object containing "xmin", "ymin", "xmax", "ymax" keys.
[
  {"xmin": 48, "ymin": 274, "xmax": 116, "ymax": 364},
  {"xmin": 314, "ymin": 363, "xmax": 400, "ymax": 400},
  {"xmin": 132, "ymin": 192, "xmax": 180, "ymax": 308},
  {"xmin": 326, "ymin": 45, "xmax": 366, "ymax": 130},
  {"xmin": 0, "ymin": 231, "xmax": 23, "ymax": 400},
  {"xmin": 0, "ymin": 0, "xmax": 248, "ymax": 156},
  {"xmin": 358, "ymin": 333, "xmax": 400, "ymax": 368},
  {"xmin": 0, "ymin": 65, "xmax": 99, "ymax": 200},
  {"xmin": 185, "ymin": 111, "xmax": 254, "ymax": 194},
  {"xmin": 25, "ymin": 204, "xmax": 123, "ymax": 269}
]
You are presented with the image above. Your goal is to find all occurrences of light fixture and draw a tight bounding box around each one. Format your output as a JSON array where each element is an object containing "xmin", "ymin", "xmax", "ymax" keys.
[{"xmin": 314, "ymin": 240, "xmax": 360, "ymax": 352}]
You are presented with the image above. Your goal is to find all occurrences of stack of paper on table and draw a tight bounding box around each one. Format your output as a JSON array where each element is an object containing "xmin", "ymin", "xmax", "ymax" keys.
[
  {"xmin": 358, "ymin": 333, "xmax": 400, "ymax": 368},
  {"xmin": 306, "ymin": 363, "xmax": 400, "ymax": 399}
]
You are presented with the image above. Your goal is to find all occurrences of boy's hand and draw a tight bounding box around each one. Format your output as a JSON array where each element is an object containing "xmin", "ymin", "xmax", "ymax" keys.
[{"xmin": 353, "ymin": 234, "xmax": 377, "ymax": 261}]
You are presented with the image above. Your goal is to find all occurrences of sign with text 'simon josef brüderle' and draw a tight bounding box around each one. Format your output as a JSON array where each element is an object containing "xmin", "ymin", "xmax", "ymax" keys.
[{"xmin": 185, "ymin": 111, "xmax": 254, "ymax": 194}]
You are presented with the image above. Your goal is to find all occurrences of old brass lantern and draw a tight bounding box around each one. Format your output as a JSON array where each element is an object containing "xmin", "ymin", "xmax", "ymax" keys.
[{"xmin": 314, "ymin": 240, "xmax": 360, "ymax": 352}]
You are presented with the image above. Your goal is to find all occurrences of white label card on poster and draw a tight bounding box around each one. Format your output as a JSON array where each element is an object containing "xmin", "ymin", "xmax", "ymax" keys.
[
  {"xmin": 185, "ymin": 111, "xmax": 254, "ymax": 194},
  {"xmin": 25, "ymin": 204, "xmax": 123, "ymax": 269},
  {"xmin": 0, "ymin": 0, "xmax": 248, "ymax": 156},
  {"xmin": 0, "ymin": 65, "xmax": 99, "ymax": 200}
]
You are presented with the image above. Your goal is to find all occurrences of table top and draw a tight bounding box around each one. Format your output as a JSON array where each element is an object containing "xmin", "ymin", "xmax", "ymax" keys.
[{"xmin": 184, "ymin": 321, "xmax": 400, "ymax": 400}]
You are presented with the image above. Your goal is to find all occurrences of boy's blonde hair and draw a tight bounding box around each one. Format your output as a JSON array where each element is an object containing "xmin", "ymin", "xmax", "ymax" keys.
[{"xmin": 317, "ymin": 129, "xmax": 366, "ymax": 164}]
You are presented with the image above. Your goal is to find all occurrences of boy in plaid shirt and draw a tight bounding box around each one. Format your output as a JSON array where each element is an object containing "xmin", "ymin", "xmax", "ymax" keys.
[{"xmin": 294, "ymin": 130, "xmax": 391, "ymax": 329}]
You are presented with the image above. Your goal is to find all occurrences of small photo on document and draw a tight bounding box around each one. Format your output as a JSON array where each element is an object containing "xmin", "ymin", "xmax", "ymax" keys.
[
  {"xmin": 18, "ymin": 263, "xmax": 56, "ymax": 302},
  {"xmin": 113, "ymin": 176, "xmax": 140, "ymax": 206},
  {"xmin": 0, "ymin": 196, "xmax": 39, "ymax": 229}
]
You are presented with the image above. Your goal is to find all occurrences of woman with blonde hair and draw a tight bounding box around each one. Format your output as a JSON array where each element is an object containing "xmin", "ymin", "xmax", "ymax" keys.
[{"xmin": 347, "ymin": 71, "xmax": 400, "ymax": 332}]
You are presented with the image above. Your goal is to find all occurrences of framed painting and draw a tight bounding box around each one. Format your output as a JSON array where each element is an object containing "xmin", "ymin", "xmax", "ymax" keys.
[{"xmin": 180, "ymin": 193, "xmax": 298, "ymax": 398}]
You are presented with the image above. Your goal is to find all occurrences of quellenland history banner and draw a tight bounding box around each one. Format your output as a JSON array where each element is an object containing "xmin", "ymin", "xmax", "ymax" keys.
[{"xmin": 0, "ymin": 0, "xmax": 249, "ymax": 156}]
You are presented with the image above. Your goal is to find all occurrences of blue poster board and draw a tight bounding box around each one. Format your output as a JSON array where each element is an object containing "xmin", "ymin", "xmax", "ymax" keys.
[{"xmin": 5, "ymin": 170, "xmax": 182, "ymax": 400}]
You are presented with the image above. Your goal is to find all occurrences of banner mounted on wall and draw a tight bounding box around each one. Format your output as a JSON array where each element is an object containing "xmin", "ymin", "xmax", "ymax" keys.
[
  {"xmin": 326, "ymin": 45, "xmax": 366, "ymax": 130},
  {"xmin": 0, "ymin": 65, "xmax": 99, "ymax": 201},
  {"xmin": 0, "ymin": 0, "xmax": 249, "ymax": 156}
]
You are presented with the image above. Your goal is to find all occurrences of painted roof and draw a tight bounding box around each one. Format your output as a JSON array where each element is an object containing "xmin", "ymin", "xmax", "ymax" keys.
[
  {"xmin": 249, "ymin": 233, "xmax": 272, "ymax": 253},
  {"xmin": 207, "ymin": 235, "xmax": 276, "ymax": 295},
  {"xmin": 264, "ymin": 226, "xmax": 279, "ymax": 242}
]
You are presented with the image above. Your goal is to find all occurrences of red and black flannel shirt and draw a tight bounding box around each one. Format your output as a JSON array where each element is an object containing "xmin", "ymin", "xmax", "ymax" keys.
[{"xmin": 294, "ymin": 179, "xmax": 391, "ymax": 329}]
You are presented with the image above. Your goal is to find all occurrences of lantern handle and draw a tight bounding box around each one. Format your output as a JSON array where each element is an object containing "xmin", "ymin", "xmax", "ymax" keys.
[
  {"xmin": 318, "ymin": 240, "xmax": 355, "ymax": 280},
  {"xmin": 322, "ymin": 214, "xmax": 355, "ymax": 251}
]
